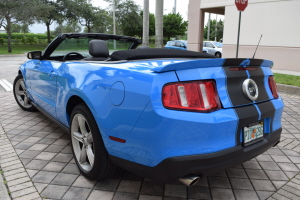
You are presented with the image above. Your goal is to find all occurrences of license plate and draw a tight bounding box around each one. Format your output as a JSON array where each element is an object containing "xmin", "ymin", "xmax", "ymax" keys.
[{"xmin": 244, "ymin": 121, "xmax": 264, "ymax": 146}]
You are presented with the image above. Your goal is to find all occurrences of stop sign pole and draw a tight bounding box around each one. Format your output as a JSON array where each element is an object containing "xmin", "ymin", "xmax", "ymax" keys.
[{"xmin": 235, "ymin": 0, "xmax": 248, "ymax": 58}]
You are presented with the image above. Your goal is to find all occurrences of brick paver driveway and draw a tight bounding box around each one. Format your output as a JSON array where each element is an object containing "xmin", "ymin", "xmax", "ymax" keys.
[{"xmin": 1, "ymin": 91, "xmax": 300, "ymax": 200}]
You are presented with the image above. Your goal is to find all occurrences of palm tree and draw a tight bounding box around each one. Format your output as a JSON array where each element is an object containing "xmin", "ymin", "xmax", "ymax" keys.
[
  {"xmin": 142, "ymin": 0, "xmax": 149, "ymax": 46},
  {"xmin": 155, "ymin": 0, "xmax": 163, "ymax": 48}
]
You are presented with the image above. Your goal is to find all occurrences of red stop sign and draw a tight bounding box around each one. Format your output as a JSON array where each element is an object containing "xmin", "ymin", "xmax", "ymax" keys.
[{"xmin": 235, "ymin": 0, "xmax": 248, "ymax": 11}]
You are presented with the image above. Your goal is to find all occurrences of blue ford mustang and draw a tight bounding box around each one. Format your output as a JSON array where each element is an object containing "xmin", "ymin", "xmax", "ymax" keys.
[{"xmin": 14, "ymin": 33, "xmax": 283, "ymax": 186}]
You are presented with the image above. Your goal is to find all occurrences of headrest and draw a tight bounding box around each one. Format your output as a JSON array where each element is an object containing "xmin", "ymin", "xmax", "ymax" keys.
[{"xmin": 89, "ymin": 40, "xmax": 109, "ymax": 57}]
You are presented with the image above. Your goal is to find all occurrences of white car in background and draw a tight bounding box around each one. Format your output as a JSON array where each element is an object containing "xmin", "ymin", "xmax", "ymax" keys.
[{"xmin": 203, "ymin": 41, "xmax": 223, "ymax": 57}]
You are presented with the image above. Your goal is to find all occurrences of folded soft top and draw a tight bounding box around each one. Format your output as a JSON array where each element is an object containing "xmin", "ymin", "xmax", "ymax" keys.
[{"xmin": 110, "ymin": 48, "xmax": 217, "ymax": 61}]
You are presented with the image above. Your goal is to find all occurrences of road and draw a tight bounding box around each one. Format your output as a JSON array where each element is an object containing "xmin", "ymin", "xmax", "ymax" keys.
[{"xmin": 0, "ymin": 55, "xmax": 27, "ymax": 92}]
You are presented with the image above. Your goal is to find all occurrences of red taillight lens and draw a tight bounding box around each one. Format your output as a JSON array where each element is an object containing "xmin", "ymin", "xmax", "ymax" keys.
[
  {"xmin": 162, "ymin": 80, "xmax": 221, "ymax": 112},
  {"xmin": 268, "ymin": 76, "xmax": 278, "ymax": 99}
]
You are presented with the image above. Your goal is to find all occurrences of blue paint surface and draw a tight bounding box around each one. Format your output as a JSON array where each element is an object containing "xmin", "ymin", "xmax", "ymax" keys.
[{"xmin": 19, "ymin": 57, "xmax": 284, "ymax": 167}]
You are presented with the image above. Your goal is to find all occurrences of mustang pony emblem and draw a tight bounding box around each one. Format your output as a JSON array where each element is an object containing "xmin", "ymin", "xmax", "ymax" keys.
[{"xmin": 242, "ymin": 79, "xmax": 259, "ymax": 101}]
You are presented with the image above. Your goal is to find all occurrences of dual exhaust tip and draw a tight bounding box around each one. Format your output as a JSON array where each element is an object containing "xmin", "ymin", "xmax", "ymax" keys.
[{"xmin": 178, "ymin": 174, "xmax": 200, "ymax": 187}]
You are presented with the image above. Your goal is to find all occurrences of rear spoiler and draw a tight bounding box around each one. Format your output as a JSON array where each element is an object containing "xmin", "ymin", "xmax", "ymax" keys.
[{"xmin": 152, "ymin": 58, "xmax": 274, "ymax": 73}]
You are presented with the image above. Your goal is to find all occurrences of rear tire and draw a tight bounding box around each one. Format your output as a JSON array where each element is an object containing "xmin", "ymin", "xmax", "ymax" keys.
[
  {"xmin": 13, "ymin": 75, "xmax": 36, "ymax": 112},
  {"xmin": 70, "ymin": 103, "xmax": 115, "ymax": 180}
]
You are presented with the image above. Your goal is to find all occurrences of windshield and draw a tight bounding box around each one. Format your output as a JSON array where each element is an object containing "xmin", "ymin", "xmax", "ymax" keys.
[
  {"xmin": 212, "ymin": 42, "xmax": 223, "ymax": 48},
  {"xmin": 50, "ymin": 38, "xmax": 134, "ymax": 58}
]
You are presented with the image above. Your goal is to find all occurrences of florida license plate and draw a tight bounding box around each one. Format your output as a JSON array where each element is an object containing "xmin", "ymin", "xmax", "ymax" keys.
[{"xmin": 244, "ymin": 121, "xmax": 264, "ymax": 146}]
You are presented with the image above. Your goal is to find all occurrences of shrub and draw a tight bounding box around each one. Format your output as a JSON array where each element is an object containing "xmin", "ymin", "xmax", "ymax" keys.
[
  {"xmin": 0, "ymin": 38, "xmax": 4, "ymax": 45},
  {"xmin": 0, "ymin": 33, "xmax": 48, "ymax": 42},
  {"xmin": 21, "ymin": 37, "xmax": 27, "ymax": 44}
]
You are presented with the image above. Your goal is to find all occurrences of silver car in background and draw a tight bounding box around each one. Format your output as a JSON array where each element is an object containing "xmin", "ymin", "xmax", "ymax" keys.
[{"xmin": 203, "ymin": 41, "xmax": 223, "ymax": 57}]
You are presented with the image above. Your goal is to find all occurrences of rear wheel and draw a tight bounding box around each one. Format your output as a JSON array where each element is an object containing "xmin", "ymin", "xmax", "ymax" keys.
[
  {"xmin": 13, "ymin": 75, "xmax": 36, "ymax": 112},
  {"xmin": 70, "ymin": 104, "xmax": 115, "ymax": 179}
]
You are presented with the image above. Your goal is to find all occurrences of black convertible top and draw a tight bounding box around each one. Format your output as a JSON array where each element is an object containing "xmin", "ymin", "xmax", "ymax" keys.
[{"xmin": 110, "ymin": 48, "xmax": 217, "ymax": 61}]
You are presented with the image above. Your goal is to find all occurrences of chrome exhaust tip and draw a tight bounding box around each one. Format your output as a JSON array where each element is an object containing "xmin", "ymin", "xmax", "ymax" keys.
[{"xmin": 178, "ymin": 174, "xmax": 200, "ymax": 187}]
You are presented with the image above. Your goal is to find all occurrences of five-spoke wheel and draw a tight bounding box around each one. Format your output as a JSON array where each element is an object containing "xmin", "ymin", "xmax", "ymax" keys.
[
  {"xmin": 70, "ymin": 104, "xmax": 115, "ymax": 179},
  {"xmin": 13, "ymin": 75, "xmax": 36, "ymax": 111},
  {"xmin": 71, "ymin": 113, "xmax": 95, "ymax": 172}
]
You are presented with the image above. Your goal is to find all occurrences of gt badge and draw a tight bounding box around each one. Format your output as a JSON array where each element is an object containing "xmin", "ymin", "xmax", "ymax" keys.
[{"xmin": 242, "ymin": 79, "xmax": 258, "ymax": 101}]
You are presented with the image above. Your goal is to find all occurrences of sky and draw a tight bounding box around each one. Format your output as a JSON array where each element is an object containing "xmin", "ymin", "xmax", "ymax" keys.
[{"xmin": 29, "ymin": 0, "xmax": 223, "ymax": 34}]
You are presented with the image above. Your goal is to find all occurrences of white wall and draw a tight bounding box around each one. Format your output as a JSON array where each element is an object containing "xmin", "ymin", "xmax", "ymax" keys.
[{"xmin": 223, "ymin": 0, "xmax": 300, "ymax": 47}]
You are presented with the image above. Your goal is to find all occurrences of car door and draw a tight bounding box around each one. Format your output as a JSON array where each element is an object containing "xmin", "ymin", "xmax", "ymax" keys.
[
  {"xmin": 176, "ymin": 41, "xmax": 187, "ymax": 50},
  {"xmin": 166, "ymin": 41, "xmax": 176, "ymax": 49},
  {"xmin": 29, "ymin": 60, "xmax": 58, "ymax": 118},
  {"xmin": 203, "ymin": 42, "xmax": 215, "ymax": 55}
]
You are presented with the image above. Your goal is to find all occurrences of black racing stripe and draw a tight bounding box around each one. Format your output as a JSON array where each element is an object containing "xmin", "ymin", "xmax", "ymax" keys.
[
  {"xmin": 223, "ymin": 58, "xmax": 265, "ymax": 66},
  {"xmin": 222, "ymin": 64, "xmax": 252, "ymax": 106},
  {"xmin": 257, "ymin": 101, "xmax": 276, "ymax": 131},
  {"xmin": 234, "ymin": 105, "xmax": 260, "ymax": 145},
  {"xmin": 222, "ymin": 59, "xmax": 270, "ymax": 106},
  {"xmin": 248, "ymin": 65, "xmax": 270, "ymax": 102}
]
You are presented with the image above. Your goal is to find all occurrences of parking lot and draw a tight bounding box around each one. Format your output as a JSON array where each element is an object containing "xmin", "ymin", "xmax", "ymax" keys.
[{"xmin": 1, "ymin": 56, "xmax": 300, "ymax": 200}]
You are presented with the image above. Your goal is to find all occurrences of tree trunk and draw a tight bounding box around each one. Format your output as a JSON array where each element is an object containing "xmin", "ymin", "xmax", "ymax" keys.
[
  {"xmin": 142, "ymin": 0, "xmax": 149, "ymax": 46},
  {"xmin": 46, "ymin": 22, "xmax": 51, "ymax": 43},
  {"xmin": 155, "ymin": 0, "xmax": 164, "ymax": 48},
  {"xmin": 6, "ymin": 17, "xmax": 12, "ymax": 53}
]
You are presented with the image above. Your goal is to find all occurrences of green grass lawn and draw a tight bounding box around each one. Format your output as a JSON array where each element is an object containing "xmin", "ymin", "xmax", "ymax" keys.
[
  {"xmin": 0, "ymin": 44, "xmax": 48, "ymax": 54},
  {"xmin": 274, "ymin": 73, "xmax": 300, "ymax": 87}
]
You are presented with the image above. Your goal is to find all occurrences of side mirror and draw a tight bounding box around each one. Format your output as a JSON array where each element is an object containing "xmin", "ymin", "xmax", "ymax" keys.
[{"xmin": 27, "ymin": 51, "xmax": 42, "ymax": 60}]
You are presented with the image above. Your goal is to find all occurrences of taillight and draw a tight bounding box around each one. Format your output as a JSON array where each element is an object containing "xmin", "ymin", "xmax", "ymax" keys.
[
  {"xmin": 162, "ymin": 80, "xmax": 221, "ymax": 112},
  {"xmin": 268, "ymin": 76, "xmax": 278, "ymax": 99}
]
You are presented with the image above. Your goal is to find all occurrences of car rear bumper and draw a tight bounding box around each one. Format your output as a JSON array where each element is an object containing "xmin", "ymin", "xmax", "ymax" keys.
[{"xmin": 109, "ymin": 127, "xmax": 281, "ymax": 182}]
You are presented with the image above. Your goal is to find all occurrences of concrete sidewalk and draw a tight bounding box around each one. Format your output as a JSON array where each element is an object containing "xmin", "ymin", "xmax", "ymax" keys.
[
  {"xmin": 0, "ymin": 91, "xmax": 300, "ymax": 200},
  {"xmin": 0, "ymin": 172, "xmax": 10, "ymax": 200}
]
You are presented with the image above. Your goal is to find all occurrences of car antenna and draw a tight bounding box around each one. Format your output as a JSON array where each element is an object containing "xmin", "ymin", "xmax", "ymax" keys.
[{"xmin": 253, "ymin": 34, "xmax": 263, "ymax": 59}]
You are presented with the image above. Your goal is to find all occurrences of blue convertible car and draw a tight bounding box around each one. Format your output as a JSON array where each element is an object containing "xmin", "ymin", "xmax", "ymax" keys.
[{"xmin": 14, "ymin": 33, "xmax": 283, "ymax": 186}]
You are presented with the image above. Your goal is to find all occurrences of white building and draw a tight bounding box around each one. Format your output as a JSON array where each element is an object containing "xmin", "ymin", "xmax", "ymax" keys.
[{"xmin": 187, "ymin": 0, "xmax": 300, "ymax": 71}]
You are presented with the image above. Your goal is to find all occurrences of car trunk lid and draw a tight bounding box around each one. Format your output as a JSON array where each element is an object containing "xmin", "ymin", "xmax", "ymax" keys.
[{"xmin": 153, "ymin": 58, "xmax": 275, "ymax": 109}]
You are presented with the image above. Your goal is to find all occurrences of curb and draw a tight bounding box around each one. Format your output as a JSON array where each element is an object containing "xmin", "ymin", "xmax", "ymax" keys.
[
  {"xmin": 0, "ymin": 170, "xmax": 10, "ymax": 200},
  {"xmin": 0, "ymin": 125, "xmax": 41, "ymax": 200},
  {"xmin": 277, "ymin": 83, "xmax": 300, "ymax": 96},
  {"xmin": 0, "ymin": 54, "xmax": 26, "ymax": 57}
]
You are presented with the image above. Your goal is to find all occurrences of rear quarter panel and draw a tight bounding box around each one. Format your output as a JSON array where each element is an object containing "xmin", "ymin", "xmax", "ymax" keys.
[{"xmin": 56, "ymin": 61, "xmax": 178, "ymax": 134}]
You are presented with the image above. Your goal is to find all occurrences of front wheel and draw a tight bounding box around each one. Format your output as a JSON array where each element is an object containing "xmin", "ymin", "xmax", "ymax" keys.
[
  {"xmin": 13, "ymin": 75, "xmax": 36, "ymax": 112},
  {"xmin": 215, "ymin": 52, "xmax": 222, "ymax": 58},
  {"xmin": 70, "ymin": 104, "xmax": 115, "ymax": 180}
]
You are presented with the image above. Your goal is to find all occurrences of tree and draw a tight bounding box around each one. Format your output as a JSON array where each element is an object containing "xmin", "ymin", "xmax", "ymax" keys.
[
  {"xmin": 75, "ymin": 1, "xmax": 110, "ymax": 33},
  {"xmin": 204, "ymin": 19, "xmax": 224, "ymax": 41},
  {"xmin": 155, "ymin": 0, "xmax": 163, "ymax": 48},
  {"xmin": 142, "ymin": 0, "xmax": 149, "ymax": 46},
  {"xmin": 149, "ymin": 13, "xmax": 155, "ymax": 37},
  {"xmin": 53, "ymin": 22, "xmax": 82, "ymax": 36},
  {"xmin": 104, "ymin": 0, "xmax": 142, "ymax": 36},
  {"xmin": 11, "ymin": 24, "xmax": 30, "ymax": 33},
  {"xmin": 139, "ymin": 11, "xmax": 155, "ymax": 39},
  {"xmin": 83, "ymin": 10, "xmax": 112, "ymax": 33},
  {"xmin": 35, "ymin": 0, "xmax": 66, "ymax": 43},
  {"xmin": 0, "ymin": 0, "xmax": 38, "ymax": 52},
  {"xmin": 163, "ymin": 13, "xmax": 187, "ymax": 41}
]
